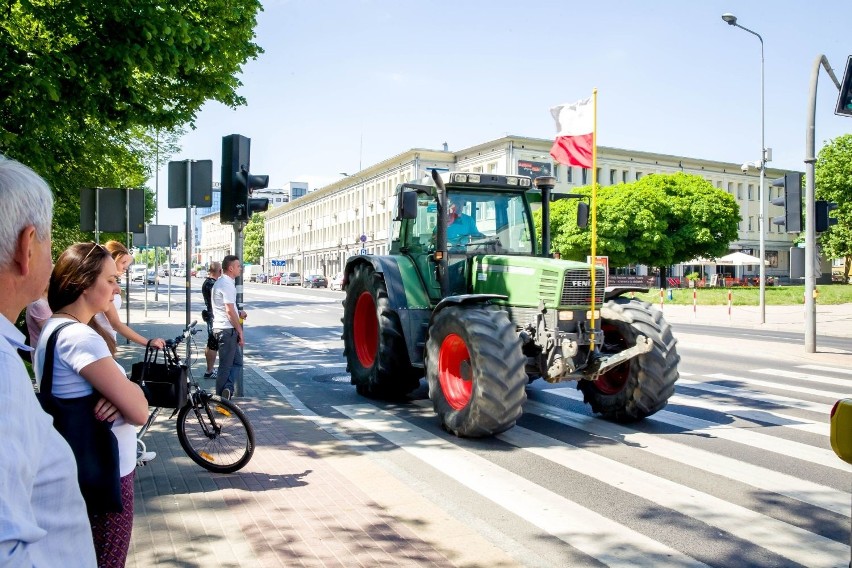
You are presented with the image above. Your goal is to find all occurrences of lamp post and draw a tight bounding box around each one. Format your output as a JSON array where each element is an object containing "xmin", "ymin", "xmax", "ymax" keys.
[{"xmin": 722, "ymin": 12, "xmax": 767, "ymax": 324}]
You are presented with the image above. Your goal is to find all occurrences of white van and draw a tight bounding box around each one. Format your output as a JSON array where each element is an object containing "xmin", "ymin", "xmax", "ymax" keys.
[{"xmin": 130, "ymin": 265, "xmax": 147, "ymax": 282}]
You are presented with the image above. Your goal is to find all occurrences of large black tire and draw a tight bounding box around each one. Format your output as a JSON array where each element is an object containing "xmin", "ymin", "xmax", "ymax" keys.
[
  {"xmin": 426, "ymin": 305, "xmax": 527, "ymax": 437},
  {"xmin": 578, "ymin": 298, "xmax": 679, "ymax": 422},
  {"xmin": 342, "ymin": 263, "xmax": 422, "ymax": 399}
]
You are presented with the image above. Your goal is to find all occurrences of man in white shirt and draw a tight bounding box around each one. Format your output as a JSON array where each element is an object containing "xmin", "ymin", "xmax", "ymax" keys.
[
  {"xmin": 0, "ymin": 156, "xmax": 96, "ymax": 566},
  {"xmin": 211, "ymin": 255, "xmax": 246, "ymax": 399}
]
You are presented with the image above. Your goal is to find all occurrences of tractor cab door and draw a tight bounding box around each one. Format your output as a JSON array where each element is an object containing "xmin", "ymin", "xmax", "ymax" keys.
[{"xmin": 391, "ymin": 185, "xmax": 442, "ymax": 301}]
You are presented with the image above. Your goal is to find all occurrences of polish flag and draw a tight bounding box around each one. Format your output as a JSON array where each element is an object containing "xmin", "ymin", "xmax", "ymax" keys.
[{"xmin": 549, "ymin": 97, "xmax": 594, "ymax": 169}]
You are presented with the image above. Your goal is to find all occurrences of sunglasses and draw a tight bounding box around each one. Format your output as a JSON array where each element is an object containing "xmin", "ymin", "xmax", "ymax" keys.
[{"xmin": 82, "ymin": 242, "xmax": 106, "ymax": 262}]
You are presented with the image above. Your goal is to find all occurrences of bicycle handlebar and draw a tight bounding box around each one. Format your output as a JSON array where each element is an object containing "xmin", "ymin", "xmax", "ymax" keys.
[{"xmin": 164, "ymin": 321, "xmax": 199, "ymax": 349}]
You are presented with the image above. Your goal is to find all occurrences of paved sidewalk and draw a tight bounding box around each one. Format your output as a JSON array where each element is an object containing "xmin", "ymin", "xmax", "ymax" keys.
[{"xmin": 116, "ymin": 300, "xmax": 519, "ymax": 568}]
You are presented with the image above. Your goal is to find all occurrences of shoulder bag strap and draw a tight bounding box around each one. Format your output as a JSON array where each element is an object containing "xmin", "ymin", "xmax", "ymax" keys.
[{"xmin": 40, "ymin": 322, "xmax": 76, "ymax": 398}]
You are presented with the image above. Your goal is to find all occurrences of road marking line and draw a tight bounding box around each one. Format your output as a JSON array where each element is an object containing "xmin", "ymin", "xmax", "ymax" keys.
[
  {"xmin": 799, "ymin": 364, "xmax": 852, "ymax": 376},
  {"xmin": 498, "ymin": 425, "xmax": 849, "ymax": 567},
  {"xmin": 523, "ymin": 401, "xmax": 848, "ymax": 516},
  {"xmin": 752, "ymin": 368, "xmax": 852, "ymax": 387},
  {"xmin": 546, "ymin": 388, "xmax": 849, "ymax": 472},
  {"xmin": 334, "ymin": 404, "xmax": 709, "ymax": 568},
  {"xmin": 707, "ymin": 372, "xmax": 848, "ymax": 400},
  {"xmin": 677, "ymin": 378, "xmax": 833, "ymax": 414}
]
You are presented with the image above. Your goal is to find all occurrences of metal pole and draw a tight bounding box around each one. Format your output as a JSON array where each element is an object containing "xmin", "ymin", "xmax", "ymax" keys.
[
  {"xmin": 723, "ymin": 16, "xmax": 766, "ymax": 323},
  {"xmin": 804, "ymin": 55, "xmax": 842, "ymax": 353},
  {"xmin": 125, "ymin": 188, "xmax": 131, "ymax": 345},
  {"xmin": 184, "ymin": 160, "xmax": 192, "ymax": 363},
  {"xmin": 234, "ymin": 220, "xmax": 246, "ymax": 397}
]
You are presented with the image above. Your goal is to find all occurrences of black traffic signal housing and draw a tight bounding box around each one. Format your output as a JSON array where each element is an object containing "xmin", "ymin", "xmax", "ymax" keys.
[
  {"xmin": 815, "ymin": 200, "xmax": 838, "ymax": 233},
  {"xmin": 770, "ymin": 172, "xmax": 803, "ymax": 233},
  {"xmin": 241, "ymin": 167, "xmax": 270, "ymax": 218},
  {"xmin": 220, "ymin": 134, "xmax": 270, "ymax": 223},
  {"xmin": 220, "ymin": 134, "xmax": 250, "ymax": 224},
  {"xmin": 836, "ymin": 55, "xmax": 852, "ymax": 118}
]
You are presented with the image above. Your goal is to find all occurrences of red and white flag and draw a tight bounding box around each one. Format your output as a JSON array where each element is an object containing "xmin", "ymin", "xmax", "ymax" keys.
[{"xmin": 549, "ymin": 97, "xmax": 593, "ymax": 168}]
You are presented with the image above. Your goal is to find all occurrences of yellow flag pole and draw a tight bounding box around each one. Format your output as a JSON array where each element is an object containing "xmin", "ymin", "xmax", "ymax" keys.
[{"xmin": 589, "ymin": 89, "xmax": 598, "ymax": 352}]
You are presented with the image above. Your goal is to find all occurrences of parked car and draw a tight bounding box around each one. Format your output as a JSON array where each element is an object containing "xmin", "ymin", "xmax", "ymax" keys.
[
  {"xmin": 130, "ymin": 265, "xmax": 147, "ymax": 282},
  {"xmin": 269, "ymin": 272, "xmax": 284, "ymax": 285},
  {"xmin": 330, "ymin": 272, "xmax": 344, "ymax": 291},
  {"xmin": 257, "ymin": 272, "xmax": 268, "ymax": 283},
  {"xmin": 146, "ymin": 268, "xmax": 157, "ymax": 285},
  {"xmin": 303, "ymin": 274, "xmax": 328, "ymax": 288},
  {"xmin": 282, "ymin": 272, "xmax": 301, "ymax": 286}
]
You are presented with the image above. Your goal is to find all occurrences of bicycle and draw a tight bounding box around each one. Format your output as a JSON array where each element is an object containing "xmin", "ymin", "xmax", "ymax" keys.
[{"xmin": 136, "ymin": 321, "xmax": 255, "ymax": 473}]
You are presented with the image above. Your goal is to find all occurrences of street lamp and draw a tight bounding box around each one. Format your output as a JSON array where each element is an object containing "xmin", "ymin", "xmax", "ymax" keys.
[{"xmin": 722, "ymin": 12, "xmax": 768, "ymax": 324}]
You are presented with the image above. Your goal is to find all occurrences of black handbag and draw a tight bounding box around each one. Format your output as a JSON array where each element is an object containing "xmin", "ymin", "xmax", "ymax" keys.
[
  {"xmin": 130, "ymin": 346, "xmax": 188, "ymax": 409},
  {"xmin": 37, "ymin": 322, "xmax": 123, "ymax": 514}
]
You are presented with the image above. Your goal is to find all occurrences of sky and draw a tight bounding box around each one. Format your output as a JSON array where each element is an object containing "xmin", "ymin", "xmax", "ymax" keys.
[{"xmin": 153, "ymin": 0, "xmax": 851, "ymax": 226}]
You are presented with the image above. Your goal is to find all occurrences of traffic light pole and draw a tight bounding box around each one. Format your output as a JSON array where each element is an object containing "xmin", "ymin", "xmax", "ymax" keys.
[
  {"xmin": 233, "ymin": 220, "xmax": 246, "ymax": 397},
  {"xmin": 804, "ymin": 55, "xmax": 842, "ymax": 353}
]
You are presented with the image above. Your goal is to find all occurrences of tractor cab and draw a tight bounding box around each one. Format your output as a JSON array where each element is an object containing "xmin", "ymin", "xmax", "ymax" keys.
[{"xmin": 390, "ymin": 172, "xmax": 537, "ymax": 299}]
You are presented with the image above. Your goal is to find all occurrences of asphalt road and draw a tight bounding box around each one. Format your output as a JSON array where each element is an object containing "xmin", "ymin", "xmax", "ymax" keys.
[{"xmin": 229, "ymin": 282, "xmax": 851, "ymax": 568}]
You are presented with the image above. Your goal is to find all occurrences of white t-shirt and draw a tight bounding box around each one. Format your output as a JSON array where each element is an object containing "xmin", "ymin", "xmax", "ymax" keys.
[
  {"xmin": 93, "ymin": 294, "xmax": 122, "ymax": 341},
  {"xmin": 211, "ymin": 274, "xmax": 236, "ymax": 331},
  {"xmin": 34, "ymin": 319, "xmax": 137, "ymax": 476}
]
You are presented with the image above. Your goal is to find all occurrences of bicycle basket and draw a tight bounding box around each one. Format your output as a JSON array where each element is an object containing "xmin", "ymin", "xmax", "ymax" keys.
[{"xmin": 130, "ymin": 347, "xmax": 188, "ymax": 408}]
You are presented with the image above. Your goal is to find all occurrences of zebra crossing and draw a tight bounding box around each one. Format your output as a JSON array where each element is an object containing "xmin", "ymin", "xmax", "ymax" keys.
[{"xmin": 316, "ymin": 363, "xmax": 851, "ymax": 567}]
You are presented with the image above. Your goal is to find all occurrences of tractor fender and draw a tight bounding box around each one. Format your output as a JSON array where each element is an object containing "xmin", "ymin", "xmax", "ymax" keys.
[
  {"xmin": 604, "ymin": 286, "xmax": 650, "ymax": 301},
  {"xmin": 430, "ymin": 294, "xmax": 508, "ymax": 326}
]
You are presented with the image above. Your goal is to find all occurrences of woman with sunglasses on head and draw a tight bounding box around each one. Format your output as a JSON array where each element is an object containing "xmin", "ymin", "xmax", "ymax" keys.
[
  {"xmin": 33, "ymin": 242, "xmax": 149, "ymax": 568},
  {"xmin": 95, "ymin": 241, "xmax": 165, "ymax": 351}
]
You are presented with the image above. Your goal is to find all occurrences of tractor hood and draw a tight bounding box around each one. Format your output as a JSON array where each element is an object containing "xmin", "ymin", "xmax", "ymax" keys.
[{"xmin": 470, "ymin": 255, "xmax": 604, "ymax": 309}]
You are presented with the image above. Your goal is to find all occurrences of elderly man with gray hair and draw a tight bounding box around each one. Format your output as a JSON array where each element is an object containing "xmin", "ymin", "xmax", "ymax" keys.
[{"xmin": 0, "ymin": 156, "xmax": 96, "ymax": 565}]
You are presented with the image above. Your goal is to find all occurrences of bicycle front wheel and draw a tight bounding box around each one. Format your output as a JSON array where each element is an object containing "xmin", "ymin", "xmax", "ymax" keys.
[{"xmin": 176, "ymin": 396, "xmax": 255, "ymax": 473}]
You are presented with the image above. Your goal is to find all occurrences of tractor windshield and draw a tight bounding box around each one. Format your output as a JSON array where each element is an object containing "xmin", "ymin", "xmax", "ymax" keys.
[{"xmin": 404, "ymin": 190, "xmax": 534, "ymax": 255}]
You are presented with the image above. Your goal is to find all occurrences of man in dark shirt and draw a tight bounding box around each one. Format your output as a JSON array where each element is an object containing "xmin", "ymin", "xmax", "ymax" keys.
[{"xmin": 201, "ymin": 261, "xmax": 222, "ymax": 380}]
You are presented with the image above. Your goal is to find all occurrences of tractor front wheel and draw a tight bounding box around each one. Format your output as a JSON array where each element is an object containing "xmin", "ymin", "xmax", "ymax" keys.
[
  {"xmin": 426, "ymin": 305, "xmax": 526, "ymax": 437},
  {"xmin": 342, "ymin": 263, "xmax": 421, "ymax": 399},
  {"xmin": 578, "ymin": 298, "xmax": 679, "ymax": 422}
]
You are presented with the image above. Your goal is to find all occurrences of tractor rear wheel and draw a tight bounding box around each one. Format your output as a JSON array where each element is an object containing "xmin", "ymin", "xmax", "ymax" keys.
[
  {"xmin": 426, "ymin": 305, "xmax": 526, "ymax": 437},
  {"xmin": 342, "ymin": 263, "xmax": 421, "ymax": 399},
  {"xmin": 578, "ymin": 298, "xmax": 679, "ymax": 422}
]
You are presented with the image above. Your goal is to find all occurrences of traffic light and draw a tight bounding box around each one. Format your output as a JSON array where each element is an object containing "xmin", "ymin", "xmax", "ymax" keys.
[
  {"xmin": 220, "ymin": 134, "xmax": 249, "ymax": 224},
  {"xmin": 242, "ymin": 167, "xmax": 270, "ymax": 218},
  {"xmin": 815, "ymin": 200, "xmax": 839, "ymax": 232},
  {"xmin": 220, "ymin": 134, "xmax": 270, "ymax": 223},
  {"xmin": 836, "ymin": 55, "xmax": 852, "ymax": 118},
  {"xmin": 770, "ymin": 172, "xmax": 803, "ymax": 233}
]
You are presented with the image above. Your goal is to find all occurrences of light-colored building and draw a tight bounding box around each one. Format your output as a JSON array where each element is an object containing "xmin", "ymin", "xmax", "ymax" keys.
[
  {"xmin": 199, "ymin": 211, "xmax": 235, "ymax": 266},
  {"xmin": 261, "ymin": 135, "xmax": 794, "ymax": 280}
]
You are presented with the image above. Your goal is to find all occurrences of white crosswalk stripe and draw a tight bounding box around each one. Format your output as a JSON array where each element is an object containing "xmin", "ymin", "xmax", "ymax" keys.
[{"xmin": 275, "ymin": 360, "xmax": 852, "ymax": 566}]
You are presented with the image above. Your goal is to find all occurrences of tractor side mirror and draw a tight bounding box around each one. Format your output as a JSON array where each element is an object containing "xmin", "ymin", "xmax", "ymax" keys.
[
  {"xmin": 396, "ymin": 189, "xmax": 418, "ymax": 220},
  {"xmin": 577, "ymin": 202, "xmax": 589, "ymax": 229}
]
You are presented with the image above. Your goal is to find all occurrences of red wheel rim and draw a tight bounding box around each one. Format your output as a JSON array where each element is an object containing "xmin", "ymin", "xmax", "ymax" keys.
[
  {"xmin": 596, "ymin": 322, "xmax": 629, "ymax": 395},
  {"xmin": 438, "ymin": 333, "xmax": 473, "ymax": 410},
  {"xmin": 354, "ymin": 291, "xmax": 377, "ymax": 368}
]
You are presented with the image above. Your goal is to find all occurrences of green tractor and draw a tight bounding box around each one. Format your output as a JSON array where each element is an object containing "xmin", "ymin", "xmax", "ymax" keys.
[{"xmin": 341, "ymin": 170, "xmax": 679, "ymax": 437}]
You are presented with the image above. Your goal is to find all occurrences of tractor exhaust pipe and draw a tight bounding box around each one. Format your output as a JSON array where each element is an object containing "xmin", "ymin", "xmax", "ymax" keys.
[
  {"xmin": 534, "ymin": 176, "xmax": 556, "ymax": 257},
  {"xmin": 431, "ymin": 169, "xmax": 450, "ymax": 296}
]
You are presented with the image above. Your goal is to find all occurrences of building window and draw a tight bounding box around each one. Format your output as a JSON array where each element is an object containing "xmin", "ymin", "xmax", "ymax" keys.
[
  {"xmin": 636, "ymin": 171, "xmax": 643, "ymax": 180},
  {"xmin": 609, "ymin": 169, "xmax": 616, "ymax": 185},
  {"xmin": 488, "ymin": 162, "xmax": 497, "ymax": 173},
  {"xmin": 622, "ymin": 170, "xmax": 628, "ymax": 183},
  {"xmin": 747, "ymin": 184, "xmax": 754, "ymax": 200},
  {"xmin": 737, "ymin": 183, "xmax": 743, "ymax": 200},
  {"xmin": 566, "ymin": 166, "xmax": 573, "ymax": 183},
  {"xmin": 582, "ymin": 169, "xmax": 588, "ymax": 184},
  {"xmin": 748, "ymin": 216, "xmax": 754, "ymax": 231}
]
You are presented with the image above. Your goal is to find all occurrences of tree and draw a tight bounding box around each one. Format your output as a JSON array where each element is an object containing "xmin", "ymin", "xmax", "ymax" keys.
[
  {"xmin": 243, "ymin": 214, "xmax": 264, "ymax": 265},
  {"xmin": 542, "ymin": 173, "xmax": 740, "ymax": 284},
  {"xmin": 815, "ymin": 134, "xmax": 852, "ymax": 283},
  {"xmin": 1, "ymin": 0, "xmax": 263, "ymax": 252}
]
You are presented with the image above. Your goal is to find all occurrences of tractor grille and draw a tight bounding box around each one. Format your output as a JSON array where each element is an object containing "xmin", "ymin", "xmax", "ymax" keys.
[
  {"xmin": 538, "ymin": 270, "xmax": 560, "ymax": 302},
  {"xmin": 560, "ymin": 268, "xmax": 605, "ymax": 306}
]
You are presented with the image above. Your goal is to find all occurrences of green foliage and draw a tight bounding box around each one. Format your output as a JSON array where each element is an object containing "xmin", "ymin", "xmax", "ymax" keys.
[
  {"xmin": 540, "ymin": 173, "xmax": 740, "ymax": 268},
  {"xmin": 815, "ymin": 134, "xmax": 852, "ymax": 282},
  {"xmin": 243, "ymin": 214, "xmax": 264, "ymax": 264},
  {"xmin": 1, "ymin": 0, "xmax": 263, "ymax": 255}
]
